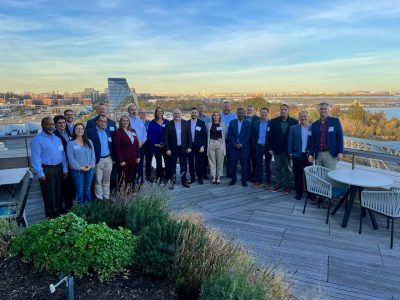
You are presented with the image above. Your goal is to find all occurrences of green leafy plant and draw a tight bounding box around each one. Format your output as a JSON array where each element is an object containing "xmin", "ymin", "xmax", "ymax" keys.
[
  {"xmin": 0, "ymin": 218, "xmax": 20, "ymax": 257},
  {"xmin": 11, "ymin": 213, "xmax": 137, "ymax": 281}
]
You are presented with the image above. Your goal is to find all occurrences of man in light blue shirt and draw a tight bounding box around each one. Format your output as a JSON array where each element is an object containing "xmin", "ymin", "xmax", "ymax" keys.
[
  {"xmin": 31, "ymin": 117, "xmax": 68, "ymax": 218},
  {"xmin": 198, "ymin": 104, "xmax": 211, "ymax": 125},
  {"xmin": 220, "ymin": 101, "xmax": 237, "ymax": 178}
]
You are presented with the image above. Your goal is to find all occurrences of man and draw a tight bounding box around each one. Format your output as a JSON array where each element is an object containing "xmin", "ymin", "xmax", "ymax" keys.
[
  {"xmin": 245, "ymin": 105, "xmax": 260, "ymax": 182},
  {"xmin": 220, "ymin": 101, "xmax": 237, "ymax": 178},
  {"xmin": 251, "ymin": 107, "xmax": 272, "ymax": 189},
  {"xmin": 31, "ymin": 117, "xmax": 68, "ymax": 218},
  {"xmin": 187, "ymin": 107, "xmax": 207, "ymax": 184},
  {"xmin": 267, "ymin": 104, "xmax": 298, "ymax": 194},
  {"xmin": 139, "ymin": 108, "xmax": 153, "ymax": 182},
  {"xmin": 87, "ymin": 115, "xmax": 114, "ymax": 200},
  {"xmin": 86, "ymin": 103, "xmax": 116, "ymax": 133},
  {"xmin": 127, "ymin": 104, "xmax": 147, "ymax": 183},
  {"xmin": 64, "ymin": 109, "xmax": 75, "ymax": 137},
  {"xmin": 164, "ymin": 108, "xmax": 192, "ymax": 188},
  {"xmin": 288, "ymin": 111, "xmax": 312, "ymax": 200},
  {"xmin": 198, "ymin": 104, "xmax": 211, "ymax": 125},
  {"xmin": 228, "ymin": 107, "xmax": 251, "ymax": 186},
  {"xmin": 308, "ymin": 102, "xmax": 344, "ymax": 170},
  {"xmin": 53, "ymin": 115, "xmax": 74, "ymax": 210}
]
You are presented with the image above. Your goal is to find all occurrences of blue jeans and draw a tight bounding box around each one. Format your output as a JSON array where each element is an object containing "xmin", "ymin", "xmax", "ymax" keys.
[
  {"xmin": 71, "ymin": 169, "xmax": 94, "ymax": 205},
  {"xmin": 255, "ymin": 145, "xmax": 272, "ymax": 184}
]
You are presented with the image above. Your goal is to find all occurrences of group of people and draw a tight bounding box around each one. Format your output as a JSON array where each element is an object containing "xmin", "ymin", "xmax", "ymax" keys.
[{"xmin": 31, "ymin": 101, "xmax": 343, "ymax": 218}]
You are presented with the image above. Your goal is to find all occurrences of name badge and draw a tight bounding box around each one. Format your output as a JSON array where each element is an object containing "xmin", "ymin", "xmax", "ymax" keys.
[
  {"xmin": 133, "ymin": 132, "xmax": 136, "ymax": 136},
  {"xmin": 108, "ymin": 137, "xmax": 112, "ymax": 142},
  {"xmin": 161, "ymin": 124, "xmax": 165, "ymax": 127},
  {"xmin": 308, "ymin": 131, "xmax": 312, "ymax": 136},
  {"xmin": 58, "ymin": 145, "xmax": 63, "ymax": 151},
  {"xmin": 109, "ymin": 126, "xmax": 115, "ymax": 131},
  {"xmin": 267, "ymin": 127, "xmax": 270, "ymax": 132},
  {"xmin": 328, "ymin": 126, "xmax": 334, "ymax": 132},
  {"xmin": 216, "ymin": 126, "xmax": 222, "ymax": 131},
  {"xmin": 196, "ymin": 126, "xmax": 201, "ymax": 131},
  {"xmin": 73, "ymin": 144, "xmax": 81, "ymax": 150}
]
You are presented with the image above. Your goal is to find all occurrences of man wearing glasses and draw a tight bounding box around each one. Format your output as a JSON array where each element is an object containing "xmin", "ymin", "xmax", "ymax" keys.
[{"xmin": 64, "ymin": 109, "xmax": 75, "ymax": 137}]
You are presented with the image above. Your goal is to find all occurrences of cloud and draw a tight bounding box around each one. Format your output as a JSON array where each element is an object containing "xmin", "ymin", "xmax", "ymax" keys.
[
  {"xmin": 0, "ymin": 0, "xmax": 46, "ymax": 8},
  {"xmin": 0, "ymin": 15, "xmax": 43, "ymax": 33}
]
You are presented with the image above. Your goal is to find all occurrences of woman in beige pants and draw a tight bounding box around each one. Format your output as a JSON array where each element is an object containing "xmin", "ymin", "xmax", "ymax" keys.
[{"xmin": 207, "ymin": 112, "xmax": 227, "ymax": 184}]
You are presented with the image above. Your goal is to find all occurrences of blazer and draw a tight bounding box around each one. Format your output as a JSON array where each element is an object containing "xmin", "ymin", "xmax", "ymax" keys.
[
  {"xmin": 53, "ymin": 129, "xmax": 70, "ymax": 152},
  {"xmin": 266, "ymin": 116, "xmax": 299, "ymax": 154},
  {"xmin": 288, "ymin": 124, "xmax": 311, "ymax": 158},
  {"xmin": 163, "ymin": 119, "xmax": 192, "ymax": 153},
  {"xmin": 251, "ymin": 119, "xmax": 270, "ymax": 148},
  {"xmin": 206, "ymin": 123, "xmax": 227, "ymax": 156},
  {"xmin": 309, "ymin": 116, "xmax": 344, "ymax": 158},
  {"xmin": 227, "ymin": 119, "xmax": 251, "ymax": 152},
  {"xmin": 189, "ymin": 119, "xmax": 207, "ymax": 151},
  {"xmin": 86, "ymin": 116, "xmax": 117, "ymax": 135},
  {"xmin": 87, "ymin": 127, "xmax": 115, "ymax": 164},
  {"xmin": 112, "ymin": 128, "xmax": 140, "ymax": 164}
]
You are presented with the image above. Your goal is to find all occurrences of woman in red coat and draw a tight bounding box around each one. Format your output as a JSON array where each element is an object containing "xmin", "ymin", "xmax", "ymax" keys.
[{"xmin": 113, "ymin": 116, "xmax": 140, "ymax": 187}]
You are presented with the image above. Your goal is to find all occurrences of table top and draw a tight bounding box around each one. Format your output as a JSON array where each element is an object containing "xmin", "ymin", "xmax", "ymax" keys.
[
  {"xmin": 328, "ymin": 168, "xmax": 394, "ymax": 188},
  {"xmin": 0, "ymin": 167, "xmax": 29, "ymax": 185}
]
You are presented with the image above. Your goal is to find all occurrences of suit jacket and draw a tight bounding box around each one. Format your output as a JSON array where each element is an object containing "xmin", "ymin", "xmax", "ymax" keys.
[
  {"xmin": 112, "ymin": 128, "xmax": 140, "ymax": 164},
  {"xmin": 309, "ymin": 116, "xmax": 344, "ymax": 158},
  {"xmin": 251, "ymin": 119, "xmax": 270, "ymax": 148},
  {"xmin": 206, "ymin": 123, "xmax": 227, "ymax": 156},
  {"xmin": 53, "ymin": 129, "xmax": 70, "ymax": 152},
  {"xmin": 86, "ymin": 116, "xmax": 117, "ymax": 135},
  {"xmin": 267, "ymin": 116, "xmax": 299, "ymax": 154},
  {"xmin": 288, "ymin": 124, "xmax": 311, "ymax": 158},
  {"xmin": 65, "ymin": 125, "xmax": 73, "ymax": 138},
  {"xmin": 164, "ymin": 119, "xmax": 192, "ymax": 153},
  {"xmin": 87, "ymin": 127, "xmax": 115, "ymax": 164},
  {"xmin": 228, "ymin": 119, "xmax": 251, "ymax": 152},
  {"xmin": 189, "ymin": 119, "xmax": 207, "ymax": 151}
]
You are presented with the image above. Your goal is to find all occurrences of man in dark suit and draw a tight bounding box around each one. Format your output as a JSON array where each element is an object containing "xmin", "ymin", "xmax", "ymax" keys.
[
  {"xmin": 267, "ymin": 104, "xmax": 298, "ymax": 194},
  {"xmin": 308, "ymin": 102, "xmax": 344, "ymax": 170},
  {"xmin": 53, "ymin": 115, "xmax": 74, "ymax": 210},
  {"xmin": 251, "ymin": 107, "xmax": 272, "ymax": 189},
  {"xmin": 87, "ymin": 115, "xmax": 115, "ymax": 200},
  {"xmin": 164, "ymin": 108, "xmax": 192, "ymax": 188},
  {"xmin": 86, "ymin": 103, "xmax": 116, "ymax": 134},
  {"xmin": 64, "ymin": 109, "xmax": 75, "ymax": 137},
  {"xmin": 228, "ymin": 107, "xmax": 251, "ymax": 186},
  {"xmin": 187, "ymin": 107, "xmax": 207, "ymax": 185},
  {"xmin": 288, "ymin": 111, "xmax": 312, "ymax": 200},
  {"xmin": 245, "ymin": 105, "xmax": 260, "ymax": 182}
]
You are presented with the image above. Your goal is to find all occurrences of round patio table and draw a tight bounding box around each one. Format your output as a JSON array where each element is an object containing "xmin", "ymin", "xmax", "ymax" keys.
[{"xmin": 328, "ymin": 168, "xmax": 393, "ymax": 228}]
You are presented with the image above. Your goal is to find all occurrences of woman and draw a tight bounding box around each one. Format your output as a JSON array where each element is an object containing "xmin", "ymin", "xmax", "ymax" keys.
[
  {"xmin": 66, "ymin": 123, "xmax": 96, "ymax": 204},
  {"xmin": 207, "ymin": 112, "xmax": 227, "ymax": 184},
  {"xmin": 113, "ymin": 116, "xmax": 140, "ymax": 187},
  {"xmin": 147, "ymin": 107, "xmax": 170, "ymax": 182}
]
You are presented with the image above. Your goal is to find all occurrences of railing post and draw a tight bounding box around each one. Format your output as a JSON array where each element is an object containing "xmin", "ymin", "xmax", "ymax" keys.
[{"xmin": 24, "ymin": 137, "xmax": 30, "ymax": 167}]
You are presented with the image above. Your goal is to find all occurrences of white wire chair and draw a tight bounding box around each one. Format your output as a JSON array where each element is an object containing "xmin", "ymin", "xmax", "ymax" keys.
[
  {"xmin": 360, "ymin": 189, "xmax": 400, "ymax": 249},
  {"xmin": 303, "ymin": 165, "xmax": 347, "ymax": 224}
]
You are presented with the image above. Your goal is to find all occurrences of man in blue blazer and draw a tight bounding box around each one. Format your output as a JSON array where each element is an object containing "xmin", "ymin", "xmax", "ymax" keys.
[
  {"xmin": 288, "ymin": 111, "xmax": 312, "ymax": 200},
  {"xmin": 86, "ymin": 103, "xmax": 117, "ymax": 134},
  {"xmin": 228, "ymin": 107, "xmax": 251, "ymax": 186},
  {"xmin": 308, "ymin": 102, "xmax": 344, "ymax": 170}
]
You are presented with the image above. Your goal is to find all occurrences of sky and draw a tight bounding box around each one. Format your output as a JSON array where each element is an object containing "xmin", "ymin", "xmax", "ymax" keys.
[{"xmin": 1, "ymin": 0, "xmax": 400, "ymax": 93}]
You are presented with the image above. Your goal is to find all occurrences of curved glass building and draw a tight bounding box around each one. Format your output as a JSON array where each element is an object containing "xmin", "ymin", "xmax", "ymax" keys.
[{"xmin": 108, "ymin": 78, "xmax": 138, "ymax": 112}]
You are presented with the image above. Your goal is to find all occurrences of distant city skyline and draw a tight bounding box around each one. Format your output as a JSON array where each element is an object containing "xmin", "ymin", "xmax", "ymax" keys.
[{"xmin": 1, "ymin": 0, "xmax": 400, "ymax": 93}]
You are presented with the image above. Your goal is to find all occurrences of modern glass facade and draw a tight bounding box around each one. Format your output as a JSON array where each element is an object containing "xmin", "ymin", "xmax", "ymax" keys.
[{"xmin": 107, "ymin": 78, "xmax": 138, "ymax": 112}]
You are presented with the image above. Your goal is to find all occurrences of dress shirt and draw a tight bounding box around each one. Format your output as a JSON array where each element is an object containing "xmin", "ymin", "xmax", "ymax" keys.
[
  {"xmin": 246, "ymin": 116, "xmax": 253, "ymax": 122},
  {"xmin": 66, "ymin": 123, "xmax": 74, "ymax": 134},
  {"xmin": 31, "ymin": 131, "xmax": 68, "ymax": 178},
  {"xmin": 198, "ymin": 115, "xmax": 211, "ymax": 125},
  {"xmin": 220, "ymin": 112, "xmax": 237, "ymax": 129},
  {"xmin": 190, "ymin": 119, "xmax": 197, "ymax": 142},
  {"xmin": 258, "ymin": 120, "xmax": 269, "ymax": 145},
  {"xmin": 301, "ymin": 126, "xmax": 309, "ymax": 153},
  {"xmin": 66, "ymin": 140, "xmax": 96, "ymax": 170},
  {"xmin": 238, "ymin": 119, "xmax": 243, "ymax": 135},
  {"xmin": 174, "ymin": 121, "xmax": 182, "ymax": 146},
  {"xmin": 96, "ymin": 126, "xmax": 110, "ymax": 157},
  {"xmin": 129, "ymin": 116, "xmax": 147, "ymax": 143}
]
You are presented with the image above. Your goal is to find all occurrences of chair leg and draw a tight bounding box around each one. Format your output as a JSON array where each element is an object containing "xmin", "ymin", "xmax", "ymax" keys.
[
  {"xmin": 390, "ymin": 218, "xmax": 394, "ymax": 249},
  {"xmin": 318, "ymin": 196, "xmax": 321, "ymax": 208},
  {"xmin": 359, "ymin": 206, "xmax": 363, "ymax": 234},
  {"xmin": 387, "ymin": 217, "xmax": 390, "ymax": 230},
  {"xmin": 303, "ymin": 193, "xmax": 308, "ymax": 214},
  {"xmin": 326, "ymin": 198, "xmax": 331, "ymax": 224}
]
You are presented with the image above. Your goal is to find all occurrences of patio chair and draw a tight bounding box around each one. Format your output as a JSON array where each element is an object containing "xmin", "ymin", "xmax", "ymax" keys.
[
  {"xmin": 303, "ymin": 165, "xmax": 347, "ymax": 224},
  {"xmin": 360, "ymin": 190, "xmax": 400, "ymax": 249},
  {"xmin": 0, "ymin": 169, "xmax": 33, "ymax": 227}
]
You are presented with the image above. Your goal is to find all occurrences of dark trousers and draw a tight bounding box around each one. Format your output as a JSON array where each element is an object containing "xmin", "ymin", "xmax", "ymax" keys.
[
  {"xmin": 255, "ymin": 145, "xmax": 272, "ymax": 184},
  {"xmin": 40, "ymin": 164, "xmax": 63, "ymax": 218},
  {"xmin": 247, "ymin": 145, "xmax": 257, "ymax": 181},
  {"xmin": 292, "ymin": 153, "xmax": 311, "ymax": 196},
  {"xmin": 225, "ymin": 142, "xmax": 231, "ymax": 177},
  {"xmin": 170, "ymin": 146, "xmax": 188, "ymax": 184},
  {"xmin": 188, "ymin": 148, "xmax": 204, "ymax": 181},
  {"xmin": 135, "ymin": 147, "xmax": 145, "ymax": 183},
  {"xmin": 154, "ymin": 149, "xmax": 171, "ymax": 180},
  {"xmin": 229, "ymin": 147, "xmax": 248, "ymax": 182},
  {"xmin": 63, "ymin": 170, "xmax": 75, "ymax": 210},
  {"xmin": 143, "ymin": 141, "xmax": 153, "ymax": 180}
]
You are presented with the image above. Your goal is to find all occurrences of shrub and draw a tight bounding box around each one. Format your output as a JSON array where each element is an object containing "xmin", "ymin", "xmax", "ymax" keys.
[
  {"xmin": 11, "ymin": 213, "xmax": 137, "ymax": 281},
  {"xmin": 0, "ymin": 219, "xmax": 20, "ymax": 258},
  {"xmin": 70, "ymin": 200, "xmax": 125, "ymax": 228}
]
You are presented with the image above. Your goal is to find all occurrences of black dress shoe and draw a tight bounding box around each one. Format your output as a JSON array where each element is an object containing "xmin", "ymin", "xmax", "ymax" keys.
[
  {"xmin": 182, "ymin": 182, "xmax": 190, "ymax": 188},
  {"xmin": 188, "ymin": 179, "xmax": 195, "ymax": 184},
  {"xmin": 242, "ymin": 181, "xmax": 248, "ymax": 187},
  {"xmin": 204, "ymin": 176, "xmax": 209, "ymax": 180},
  {"xmin": 229, "ymin": 180, "xmax": 236, "ymax": 185},
  {"xmin": 198, "ymin": 179, "xmax": 203, "ymax": 185}
]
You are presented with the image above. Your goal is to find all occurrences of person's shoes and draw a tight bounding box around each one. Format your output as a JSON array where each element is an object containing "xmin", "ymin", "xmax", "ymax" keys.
[
  {"xmin": 216, "ymin": 177, "xmax": 221, "ymax": 185},
  {"xmin": 284, "ymin": 187, "xmax": 290, "ymax": 195},
  {"xmin": 188, "ymin": 179, "xmax": 195, "ymax": 184},
  {"xmin": 264, "ymin": 183, "xmax": 272, "ymax": 190},
  {"xmin": 295, "ymin": 194, "xmax": 302, "ymax": 200},
  {"xmin": 198, "ymin": 179, "xmax": 203, "ymax": 185},
  {"xmin": 253, "ymin": 181, "xmax": 262, "ymax": 187},
  {"xmin": 212, "ymin": 177, "xmax": 216, "ymax": 184},
  {"xmin": 272, "ymin": 185, "xmax": 281, "ymax": 192},
  {"xmin": 182, "ymin": 182, "xmax": 190, "ymax": 188},
  {"xmin": 242, "ymin": 181, "xmax": 248, "ymax": 187},
  {"xmin": 229, "ymin": 179, "xmax": 236, "ymax": 185}
]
